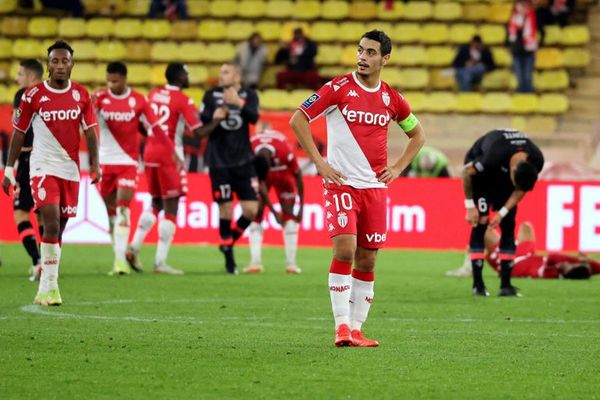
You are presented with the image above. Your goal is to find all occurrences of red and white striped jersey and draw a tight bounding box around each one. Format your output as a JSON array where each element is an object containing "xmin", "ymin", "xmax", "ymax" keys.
[{"xmin": 251, "ymin": 129, "xmax": 299, "ymax": 174}]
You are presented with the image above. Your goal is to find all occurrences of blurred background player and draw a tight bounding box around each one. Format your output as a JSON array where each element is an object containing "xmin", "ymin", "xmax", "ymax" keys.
[
  {"xmin": 2, "ymin": 40, "xmax": 100, "ymax": 306},
  {"xmin": 127, "ymin": 63, "xmax": 202, "ymax": 275},
  {"xmin": 463, "ymin": 129, "xmax": 544, "ymax": 297},
  {"xmin": 199, "ymin": 63, "xmax": 260, "ymax": 275},
  {"xmin": 12, "ymin": 59, "xmax": 44, "ymax": 281},
  {"xmin": 245, "ymin": 121, "xmax": 304, "ymax": 274},
  {"xmin": 94, "ymin": 61, "xmax": 174, "ymax": 275},
  {"xmin": 403, "ymin": 145, "xmax": 450, "ymax": 178},
  {"xmin": 290, "ymin": 30, "xmax": 425, "ymax": 347}
]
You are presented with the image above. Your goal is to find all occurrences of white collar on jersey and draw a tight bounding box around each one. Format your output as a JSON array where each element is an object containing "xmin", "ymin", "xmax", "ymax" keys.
[
  {"xmin": 165, "ymin": 84, "xmax": 180, "ymax": 91},
  {"xmin": 43, "ymin": 79, "xmax": 72, "ymax": 94},
  {"xmin": 351, "ymin": 71, "xmax": 381, "ymax": 93},
  {"xmin": 108, "ymin": 87, "xmax": 131, "ymax": 99}
]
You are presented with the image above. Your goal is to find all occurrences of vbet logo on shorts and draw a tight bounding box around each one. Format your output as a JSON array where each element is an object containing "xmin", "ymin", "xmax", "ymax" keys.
[{"xmin": 366, "ymin": 232, "xmax": 386, "ymax": 243}]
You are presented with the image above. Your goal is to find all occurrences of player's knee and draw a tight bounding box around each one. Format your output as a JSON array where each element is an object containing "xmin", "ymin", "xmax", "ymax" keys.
[
  {"xmin": 13, "ymin": 210, "xmax": 28, "ymax": 225},
  {"xmin": 333, "ymin": 248, "xmax": 354, "ymax": 264},
  {"xmin": 43, "ymin": 220, "xmax": 60, "ymax": 239}
]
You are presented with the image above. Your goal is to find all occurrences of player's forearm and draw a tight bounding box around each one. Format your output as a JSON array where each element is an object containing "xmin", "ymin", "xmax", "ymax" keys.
[
  {"xmin": 462, "ymin": 168, "xmax": 474, "ymax": 199},
  {"xmin": 504, "ymin": 190, "xmax": 526, "ymax": 211},
  {"xmin": 5, "ymin": 130, "xmax": 26, "ymax": 167},
  {"xmin": 197, "ymin": 119, "xmax": 220, "ymax": 138},
  {"xmin": 240, "ymin": 106, "xmax": 259, "ymax": 124},
  {"xmin": 84, "ymin": 128, "xmax": 100, "ymax": 168},
  {"xmin": 392, "ymin": 125, "xmax": 425, "ymax": 173},
  {"xmin": 290, "ymin": 111, "xmax": 325, "ymax": 167}
]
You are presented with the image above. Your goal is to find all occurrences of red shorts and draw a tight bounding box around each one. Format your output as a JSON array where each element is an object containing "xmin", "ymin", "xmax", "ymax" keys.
[
  {"xmin": 30, "ymin": 175, "xmax": 79, "ymax": 218},
  {"xmin": 267, "ymin": 171, "xmax": 296, "ymax": 213},
  {"xmin": 324, "ymin": 184, "xmax": 387, "ymax": 249},
  {"xmin": 145, "ymin": 163, "xmax": 183, "ymax": 199},
  {"xmin": 99, "ymin": 164, "xmax": 138, "ymax": 198}
]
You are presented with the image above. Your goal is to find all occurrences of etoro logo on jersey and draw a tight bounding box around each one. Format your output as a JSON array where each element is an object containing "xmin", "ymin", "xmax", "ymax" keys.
[{"xmin": 341, "ymin": 105, "xmax": 390, "ymax": 127}]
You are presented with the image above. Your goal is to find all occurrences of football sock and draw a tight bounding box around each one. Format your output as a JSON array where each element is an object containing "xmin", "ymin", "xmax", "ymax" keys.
[
  {"xmin": 113, "ymin": 206, "xmax": 130, "ymax": 262},
  {"xmin": 248, "ymin": 222, "xmax": 263, "ymax": 265},
  {"xmin": 283, "ymin": 220, "xmax": 299, "ymax": 267},
  {"xmin": 156, "ymin": 217, "xmax": 176, "ymax": 266},
  {"xmin": 232, "ymin": 215, "xmax": 252, "ymax": 241},
  {"xmin": 350, "ymin": 269, "xmax": 374, "ymax": 331},
  {"xmin": 130, "ymin": 210, "xmax": 157, "ymax": 252},
  {"xmin": 17, "ymin": 221, "xmax": 40, "ymax": 266},
  {"xmin": 500, "ymin": 259, "xmax": 513, "ymax": 288},
  {"xmin": 219, "ymin": 218, "xmax": 233, "ymax": 243},
  {"xmin": 328, "ymin": 259, "xmax": 352, "ymax": 328},
  {"xmin": 39, "ymin": 239, "xmax": 61, "ymax": 293},
  {"xmin": 471, "ymin": 258, "xmax": 484, "ymax": 288}
]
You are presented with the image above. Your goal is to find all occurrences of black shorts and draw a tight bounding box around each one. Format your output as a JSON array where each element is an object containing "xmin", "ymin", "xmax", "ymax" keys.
[
  {"xmin": 472, "ymin": 175, "xmax": 513, "ymax": 217},
  {"xmin": 13, "ymin": 153, "xmax": 34, "ymax": 212},
  {"xmin": 209, "ymin": 162, "xmax": 258, "ymax": 203}
]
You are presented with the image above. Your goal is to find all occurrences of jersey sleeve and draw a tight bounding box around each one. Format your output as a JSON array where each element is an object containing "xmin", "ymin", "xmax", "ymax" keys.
[
  {"xmin": 393, "ymin": 91, "xmax": 419, "ymax": 133},
  {"xmin": 80, "ymin": 89, "xmax": 98, "ymax": 130},
  {"xmin": 141, "ymin": 95, "xmax": 160, "ymax": 127},
  {"xmin": 13, "ymin": 88, "xmax": 25, "ymax": 109},
  {"xmin": 199, "ymin": 91, "xmax": 215, "ymax": 124},
  {"xmin": 141, "ymin": 96, "xmax": 175, "ymax": 153},
  {"xmin": 13, "ymin": 91, "xmax": 35, "ymax": 133},
  {"xmin": 181, "ymin": 96, "xmax": 202, "ymax": 130},
  {"xmin": 240, "ymin": 89, "xmax": 259, "ymax": 124},
  {"xmin": 297, "ymin": 81, "xmax": 339, "ymax": 122}
]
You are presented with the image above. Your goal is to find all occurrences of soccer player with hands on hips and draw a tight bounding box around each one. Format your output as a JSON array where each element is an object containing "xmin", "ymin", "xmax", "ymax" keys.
[
  {"xmin": 2, "ymin": 40, "xmax": 101, "ymax": 306},
  {"xmin": 290, "ymin": 30, "xmax": 425, "ymax": 347}
]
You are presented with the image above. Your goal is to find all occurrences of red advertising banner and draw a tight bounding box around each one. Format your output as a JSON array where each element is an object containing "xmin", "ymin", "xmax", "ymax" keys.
[{"xmin": 0, "ymin": 173, "xmax": 599, "ymax": 252}]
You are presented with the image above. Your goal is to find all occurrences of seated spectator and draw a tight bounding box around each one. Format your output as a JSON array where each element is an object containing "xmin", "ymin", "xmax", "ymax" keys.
[
  {"xmin": 275, "ymin": 28, "xmax": 320, "ymax": 90},
  {"xmin": 234, "ymin": 33, "xmax": 269, "ymax": 89},
  {"xmin": 508, "ymin": 0, "xmax": 538, "ymax": 93},
  {"xmin": 452, "ymin": 35, "xmax": 495, "ymax": 92},
  {"xmin": 402, "ymin": 146, "xmax": 450, "ymax": 177},
  {"xmin": 149, "ymin": 0, "xmax": 187, "ymax": 20}
]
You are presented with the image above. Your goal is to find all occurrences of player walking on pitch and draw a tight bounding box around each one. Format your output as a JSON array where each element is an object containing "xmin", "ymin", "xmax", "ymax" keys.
[
  {"xmin": 290, "ymin": 31, "xmax": 425, "ymax": 347},
  {"xmin": 2, "ymin": 40, "xmax": 101, "ymax": 306}
]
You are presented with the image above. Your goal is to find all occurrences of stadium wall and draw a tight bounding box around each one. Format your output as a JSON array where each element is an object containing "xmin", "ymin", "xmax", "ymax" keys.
[{"xmin": 0, "ymin": 174, "xmax": 599, "ymax": 252}]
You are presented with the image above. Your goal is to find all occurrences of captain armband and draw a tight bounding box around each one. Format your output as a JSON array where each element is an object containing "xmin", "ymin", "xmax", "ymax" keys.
[{"xmin": 398, "ymin": 113, "xmax": 419, "ymax": 132}]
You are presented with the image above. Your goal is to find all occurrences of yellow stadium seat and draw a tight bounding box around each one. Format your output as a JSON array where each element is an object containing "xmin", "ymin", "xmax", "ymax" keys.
[
  {"xmin": 0, "ymin": 0, "xmax": 17, "ymax": 13},
  {"xmin": 280, "ymin": 21, "xmax": 311, "ymax": 41},
  {"xmin": 12, "ymin": 39, "xmax": 44, "ymax": 59},
  {"xmin": 481, "ymin": 93, "xmax": 511, "ymax": 113},
  {"xmin": 404, "ymin": 1, "xmax": 432, "ymax": 21},
  {"xmin": 150, "ymin": 64, "xmax": 167, "ymax": 85},
  {"xmin": 456, "ymin": 92, "xmax": 483, "ymax": 113},
  {"xmin": 421, "ymin": 23, "xmax": 449, "ymax": 44},
  {"xmin": 170, "ymin": 21, "xmax": 197, "ymax": 40},
  {"xmin": 125, "ymin": 41, "xmax": 151, "ymax": 61},
  {"xmin": 288, "ymin": 89, "xmax": 314, "ymax": 109},
  {"xmin": 130, "ymin": 86, "xmax": 148, "ymax": 96},
  {"xmin": 71, "ymin": 40, "xmax": 97, "ymax": 60},
  {"xmin": 537, "ymin": 70, "xmax": 569, "ymax": 91},
  {"xmin": 486, "ymin": 3, "xmax": 513, "ymax": 23},
  {"xmin": 226, "ymin": 21, "xmax": 255, "ymax": 41},
  {"xmin": 537, "ymin": 94, "xmax": 568, "ymax": 114},
  {"xmin": 429, "ymin": 68, "xmax": 454, "ymax": 89},
  {"xmin": 349, "ymin": 1, "xmax": 377, "ymax": 20},
  {"xmin": 365, "ymin": 22, "xmax": 393, "ymax": 36},
  {"xmin": 478, "ymin": 24, "xmax": 505, "ymax": 45},
  {"xmin": 433, "ymin": 2, "xmax": 462, "ymax": 21},
  {"xmin": 400, "ymin": 68, "xmax": 429, "ymax": 89},
  {"xmin": 511, "ymin": 94, "xmax": 539, "ymax": 114},
  {"xmin": 339, "ymin": 22, "xmax": 367, "ymax": 42},
  {"xmin": 114, "ymin": 19, "xmax": 142, "ymax": 39},
  {"xmin": 184, "ymin": 88, "xmax": 205, "ymax": 105},
  {"xmin": 150, "ymin": 41, "xmax": 179, "ymax": 62},
  {"xmin": 321, "ymin": 0, "xmax": 350, "ymax": 20},
  {"xmin": 396, "ymin": 46, "xmax": 426, "ymax": 66},
  {"xmin": 341, "ymin": 45, "xmax": 358, "ymax": 66},
  {"xmin": 425, "ymin": 46, "xmax": 454, "ymax": 66},
  {"xmin": 239, "ymin": 0, "xmax": 267, "ymax": 18},
  {"xmin": 81, "ymin": 0, "xmax": 100, "ymax": 14},
  {"xmin": 188, "ymin": 0, "xmax": 210, "ymax": 17},
  {"xmin": 261, "ymin": 89, "xmax": 289, "ymax": 110},
  {"xmin": 543, "ymin": 25, "xmax": 561, "ymax": 46},
  {"xmin": 311, "ymin": 21, "xmax": 339, "ymax": 43},
  {"xmin": 295, "ymin": 0, "xmax": 321, "ymax": 20},
  {"xmin": 377, "ymin": 1, "xmax": 404, "ymax": 20},
  {"xmin": 2, "ymin": 17, "xmax": 28, "ymax": 37},
  {"xmin": 126, "ymin": 0, "xmax": 149, "ymax": 16},
  {"xmin": 98, "ymin": 0, "xmax": 127, "ymax": 15},
  {"xmin": 536, "ymin": 48, "xmax": 563, "ymax": 69},
  {"xmin": 491, "ymin": 47, "xmax": 511, "ymax": 67},
  {"xmin": 561, "ymin": 26, "xmax": 590, "ymax": 46},
  {"xmin": 481, "ymin": 69, "xmax": 511, "ymax": 90},
  {"xmin": 186, "ymin": 65, "xmax": 208, "ymax": 85},
  {"xmin": 28, "ymin": 17, "xmax": 58, "ymax": 37},
  {"xmin": 126, "ymin": 64, "xmax": 152, "ymax": 85},
  {"xmin": 86, "ymin": 18, "xmax": 114, "ymax": 38},
  {"xmin": 266, "ymin": 0, "xmax": 293, "ymax": 18},
  {"xmin": 255, "ymin": 21, "xmax": 282, "ymax": 41},
  {"xmin": 209, "ymin": 0, "xmax": 238, "ymax": 17},
  {"xmin": 319, "ymin": 66, "xmax": 345, "ymax": 79},
  {"xmin": 316, "ymin": 44, "xmax": 343, "ymax": 65},
  {"xmin": 197, "ymin": 20, "xmax": 227, "ymax": 40},
  {"xmin": 205, "ymin": 43, "xmax": 235, "ymax": 63},
  {"xmin": 391, "ymin": 24, "xmax": 421, "ymax": 43},
  {"xmin": 402, "ymin": 91, "xmax": 426, "ymax": 113},
  {"xmin": 426, "ymin": 92, "xmax": 456, "ymax": 113},
  {"xmin": 10, "ymin": 60, "xmax": 21, "ymax": 79},
  {"xmin": 70, "ymin": 63, "xmax": 97, "ymax": 83},
  {"xmin": 0, "ymin": 39, "xmax": 12, "ymax": 58},
  {"xmin": 562, "ymin": 48, "xmax": 590, "ymax": 68},
  {"xmin": 522, "ymin": 116, "xmax": 557, "ymax": 134},
  {"xmin": 179, "ymin": 42, "xmax": 207, "ymax": 62},
  {"xmin": 142, "ymin": 20, "xmax": 171, "ymax": 39},
  {"xmin": 58, "ymin": 19, "xmax": 86, "ymax": 38},
  {"xmin": 381, "ymin": 68, "xmax": 403, "ymax": 87},
  {"xmin": 96, "ymin": 41, "xmax": 127, "ymax": 61},
  {"xmin": 462, "ymin": 3, "xmax": 489, "ymax": 21},
  {"xmin": 448, "ymin": 23, "xmax": 477, "ymax": 44},
  {"xmin": 0, "ymin": 61, "xmax": 10, "ymax": 80},
  {"xmin": 259, "ymin": 65, "xmax": 283, "ymax": 87}
]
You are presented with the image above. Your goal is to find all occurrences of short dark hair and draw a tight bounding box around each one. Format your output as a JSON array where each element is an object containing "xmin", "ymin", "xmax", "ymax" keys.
[
  {"xmin": 20, "ymin": 59, "xmax": 43, "ymax": 79},
  {"xmin": 47, "ymin": 40, "xmax": 74, "ymax": 57},
  {"xmin": 361, "ymin": 30, "xmax": 392, "ymax": 56},
  {"xmin": 165, "ymin": 63, "xmax": 186, "ymax": 84},
  {"xmin": 106, "ymin": 61, "xmax": 127, "ymax": 76},
  {"xmin": 253, "ymin": 155, "xmax": 270, "ymax": 181},
  {"xmin": 563, "ymin": 265, "xmax": 591, "ymax": 280},
  {"xmin": 472, "ymin": 35, "xmax": 482, "ymax": 43},
  {"xmin": 514, "ymin": 160, "xmax": 538, "ymax": 191}
]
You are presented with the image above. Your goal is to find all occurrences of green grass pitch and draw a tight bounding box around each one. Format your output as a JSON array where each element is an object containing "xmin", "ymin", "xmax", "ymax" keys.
[{"xmin": 0, "ymin": 243, "xmax": 599, "ymax": 399}]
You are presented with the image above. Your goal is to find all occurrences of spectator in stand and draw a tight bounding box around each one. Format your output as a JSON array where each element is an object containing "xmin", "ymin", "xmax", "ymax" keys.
[
  {"xmin": 20, "ymin": 0, "xmax": 85, "ymax": 16},
  {"xmin": 536, "ymin": 0, "xmax": 575, "ymax": 45},
  {"xmin": 507, "ymin": 0, "xmax": 538, "ymax": 93},
  {"xmin": 149, "ymin": 0, "xmax": 188, "ymax": 20},
  {"xmin": 275, "ymin": 28, "xmax": 320, "ymax": 90},
  {"xmin": 403, "ymin": 146, "xmax": 450, "ymax": 178},
  {"xmin": 452, "ymin": 35, "xmax": 495, "ymax": 92},
  {"xmin": 234, "ymin": 33, "xmax": 269, "ymax": 89}
]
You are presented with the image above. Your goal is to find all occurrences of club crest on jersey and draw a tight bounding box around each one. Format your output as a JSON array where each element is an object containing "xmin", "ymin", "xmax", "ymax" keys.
[
  {"xmin": 337, "ymin": 211, "xmax": 348, "ymax": 228},
  {"xmin": 38, "ymin": 187, "xmax": 46, "ymax": 201},
  {"xmin": 128, "ymin": 97, "xmax": 136, "ymax": 108},
  {"xmin": 72, "ymin": 89, "xmax": 80, "ymax": 102},
  {"xmin": 13, "ymin": 108, "xmax": 21, "ymax": 124},
  {"xmin": 382, "ymin": 91, "xmax": 390, "ymax": 106},
  {"xmin": 302, "ymin": 94, "xmax": 320, "ymax": 108}
]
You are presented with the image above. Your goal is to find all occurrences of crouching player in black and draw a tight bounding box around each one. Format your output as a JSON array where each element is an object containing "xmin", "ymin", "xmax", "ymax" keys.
[{"xmin": 462, "ymin": 129, "xmax": 544, "ymax": 297}]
